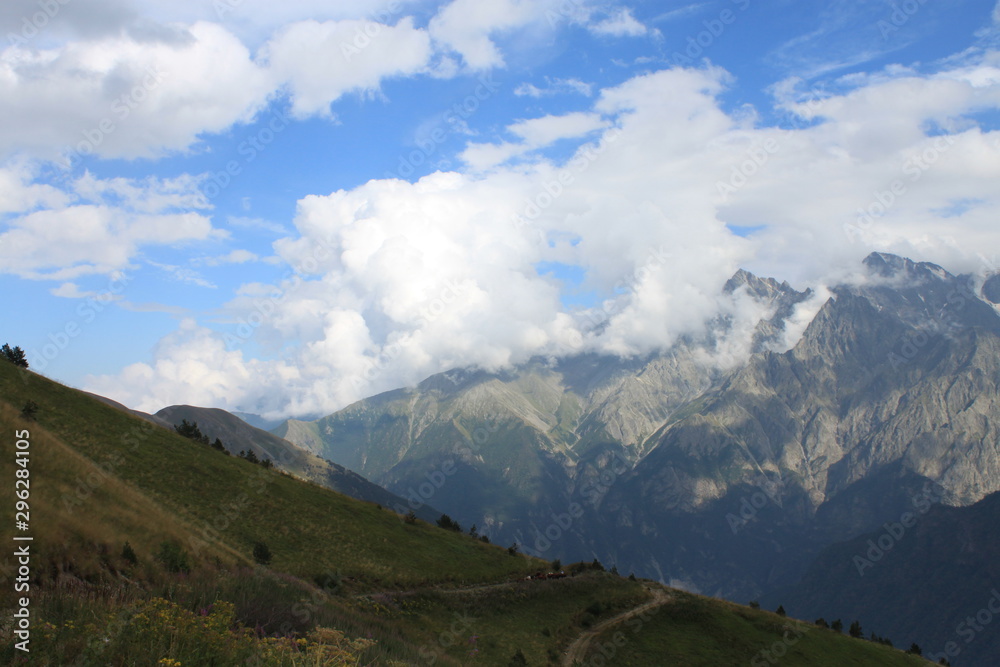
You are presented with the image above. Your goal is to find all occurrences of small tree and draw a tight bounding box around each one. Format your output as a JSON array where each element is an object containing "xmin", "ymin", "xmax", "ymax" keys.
[
  {"xmin": 121, "ymin": 541, "xmax": 138, "ymax": 565},
  {"xmin": 469, "ymin": 523, "xmax": 478, "ymax": 538},
  {"xmin": 551, "ymin": 558, "xmax": 561, "ymax": 571},
  {"xmin": 907, "ymin": 643, "xmax": 922, "ymax": 655},
  {"xmin": 436, "ymin": 514, "xmax": 461, "ymax": 532},
  {"xmin": 590, "ymin": 558, "xmax": 605, "ymax": 571},
  {"xmin": 749, "ymin": 600, "xmax": 760, "ymax": 610},
  {"xmin": 174, "ymin": 419, "xmax": 209, "ymax": 444},
  {"xmin": 849, "ymin": 620, "xmax": 863, "ymax": 638},
  {"xmin": 2, "ymin": 343, "xmax": 29, "ymax": 368},
  {"xmin": 507, "ymin": 543, "xmax": 518, "ymax": 556},
  {"xmin": 814, "ymin": 618, "xmax": 828, "ymax": 628},
  {"xmin": 252, "ymin": 541, "xmax": 272, "ymax": 565},
  {"xmin": 20, "ymin": 400, "xmax": 38, "ymax": 421},
  {"xmin": 211, "ymin": 437, "xmax": 229, "ymax": 454},
  {"xmin": 404, "ymin": 511, "xmax": 418, "ymax": 525},
  {"xmin": 479, "ymin": 534, "xmax": 490, "ymax": 544},
  {"xmin": 610, "ymin": 564, "xmax": 619, "ymax": 576},
  {"xmin": 776, "ymin": 605, "xmax": 787, "ymax": 617},
  {"xmin": 831, "ymin": 619, "xmax": 843, "ymax": 633}
]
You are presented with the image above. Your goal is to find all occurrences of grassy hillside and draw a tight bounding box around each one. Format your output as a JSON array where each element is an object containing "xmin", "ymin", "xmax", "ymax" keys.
[
  {"xmin": 0, "ymin": 361, "xmax": 943, "ymax": 665},
  {"xmin": 583, "ymin": 590, "xmax": 932, "ymax": 666},
  {"xmin": 155, "ymin": 404, "xmax": 441, "ymax": 522}
]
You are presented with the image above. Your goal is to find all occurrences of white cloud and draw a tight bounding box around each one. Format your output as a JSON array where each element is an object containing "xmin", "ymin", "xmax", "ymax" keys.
[
  {"xmin": 515, "ymin": 77, "xmax": 593, "ymax": 97},
  {"xmin": 428, "ymin": 0, "xmax": 585, "ymax": 69},
  {"xmin": 590, "ymin": 8, "xmax": 648, "ymax": 37},
  {"xmin": 0, "ymin": 171, "xmax": 218, "ymax": 280},
  {"xmin": 461, "ymin": 111, "xmax": 607, "ymax": 169},
  {"xmin": 196, "ymin": 249, "xmax": 260, "ymax": 266},
  {"xmin": 261, "ymin": 17, "xmax": 433, "ymax": 118},
  {"xmin": 87, "ymin": 54, "xmax": 1000, "ymax": 419},
  {"xmin": 0, "ymin": 21, "xmax": 273, "ymax": 160}
]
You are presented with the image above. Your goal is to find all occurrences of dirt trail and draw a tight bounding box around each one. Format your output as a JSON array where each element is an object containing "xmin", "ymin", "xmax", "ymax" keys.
[{"xmin": 561, "ymin": 587, "xmax": 672, "ymax": 666}]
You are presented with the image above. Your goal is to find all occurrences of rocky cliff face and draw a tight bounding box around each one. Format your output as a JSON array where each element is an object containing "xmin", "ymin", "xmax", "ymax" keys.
[{"xmin": 275, "ymin": 252, "xmax": 1000, "ymax": 599}]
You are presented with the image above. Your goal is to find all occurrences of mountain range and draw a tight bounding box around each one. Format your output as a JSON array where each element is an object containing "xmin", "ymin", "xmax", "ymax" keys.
[{"xmin": 261, "ymin": 252, "xmax": 1000, "ymax": 646}]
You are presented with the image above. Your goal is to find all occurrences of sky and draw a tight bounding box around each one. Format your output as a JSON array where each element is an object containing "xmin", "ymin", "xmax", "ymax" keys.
[{"xmin": 1, "ymin": 0, "xmax": 999, "ymax": 420}]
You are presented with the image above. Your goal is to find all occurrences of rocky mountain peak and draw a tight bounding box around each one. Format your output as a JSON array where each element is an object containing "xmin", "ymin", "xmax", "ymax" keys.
[{"xmin": 862, "ymin": 251, "xmax": 952, "ymax": 282}]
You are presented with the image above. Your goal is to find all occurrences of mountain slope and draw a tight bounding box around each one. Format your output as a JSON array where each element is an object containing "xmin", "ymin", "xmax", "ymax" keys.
[
  {"xmin": 155, "ymin": 404, "xmax": 441, "ymax": 522},
  {"xmin": 274, "ymin": 253, "xmax": 1000, "ymax": 607},
  {"xmin": 0, "ymin": 356, "xmax": 934, "ymax": 666},
  {"xmin": 768, "ymin": 490, "xmax": 1000, "ymax": 667}
]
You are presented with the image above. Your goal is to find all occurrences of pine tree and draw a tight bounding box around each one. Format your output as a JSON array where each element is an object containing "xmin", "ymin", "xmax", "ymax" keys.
[
  {"xmin": 1, "ymin": 343, "xmax": 28, "ymax": 368},
  {"xmin": 849, "ymin": 620, "xmax": 863, "ymax": 638}
]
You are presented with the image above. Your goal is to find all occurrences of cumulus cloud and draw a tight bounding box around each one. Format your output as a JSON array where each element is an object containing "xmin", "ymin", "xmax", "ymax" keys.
[
  {"xmin": 0, "ymin": 171, "xmax": 218, "ymax": 280},
  {"xmin": 85, "ymin": 53, "xmax": 1000, "ymax": 419},
  {"xmin": 0, "ymin": 22, "xmax": 272, "ymax": 160},
  {"xmin": 261, "ymin": 17, "xmax": 433, "ymax": 118}
]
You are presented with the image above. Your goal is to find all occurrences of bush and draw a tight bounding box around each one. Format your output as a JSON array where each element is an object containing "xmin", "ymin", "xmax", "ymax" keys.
[
  {"xmin": 404, "ymin": 511, "xmax": 418, "ymax": 525},
  {"xmin": 507, "ymin": 543, "xmax": 518, "ymax": 556},
  {"xmin": 776, "ymin": 605, "xmax": 786, "ymax": 617},
  {"xmin": 831, "ymin": 619, "xmax": 843, "ymax": 633},
  {"xmin": 814, "ymin": 617, "xmax": 828, "ymax": 628},
  {"xmin": 252, "ymin": 541, "xmax": 272, "ymax": 565},
  {"xmin": 849, "ymin": 620, "xmax": 863, "ymax": 638},
  {"xmin": 156, "ymin": 540, "xmax": 191, "ymax": 574},
  {"xmin": 508, "ymin": 648, "xmax": 528, "ymax": 666},
  {"xmin": 436, "ymin": 514, "xmax": 462, "ymax": 532},
  {"xmin": 749, "ymin": 600, "xmax": 760, "ymax": 610},
  {"xmin": 551, "ymin": 558, "xmax": 561, "ymax": 571},
  {"xmin": 20, "ymin": 400, "xmax": 38, "ymax": 421},
  {"xmin": 121, "ymin": 541, "xmax": 138, "ymax": 565}
]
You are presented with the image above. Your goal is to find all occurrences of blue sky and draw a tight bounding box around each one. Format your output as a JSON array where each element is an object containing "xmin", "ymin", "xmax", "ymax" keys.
[{"xmin": 1, "ymin": 0, "xmax": 999, "ymax": 418}]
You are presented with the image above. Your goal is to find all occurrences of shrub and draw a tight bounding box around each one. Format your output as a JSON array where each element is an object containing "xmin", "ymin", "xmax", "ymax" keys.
[
  {"xmin": 20, "ymin": 400, "xmax": 38, "ymax": 421},
  {"xmin": 404, "ymin": 511, "xmax": 418, "ymax": 525},
  {"xmin": 252, "ymin": 541, "xmax": 272, "ymax": 565},
  {"xmin": 156, "ymin": 540, "xmax": 191, "ymax": 574},
  {"xmin": 776, "ymin": 605, "xmax": 786, "ymax": 617},
  {"xmin": 121, "ymin": 541, "xmax": 138, "ymax": 565}
]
